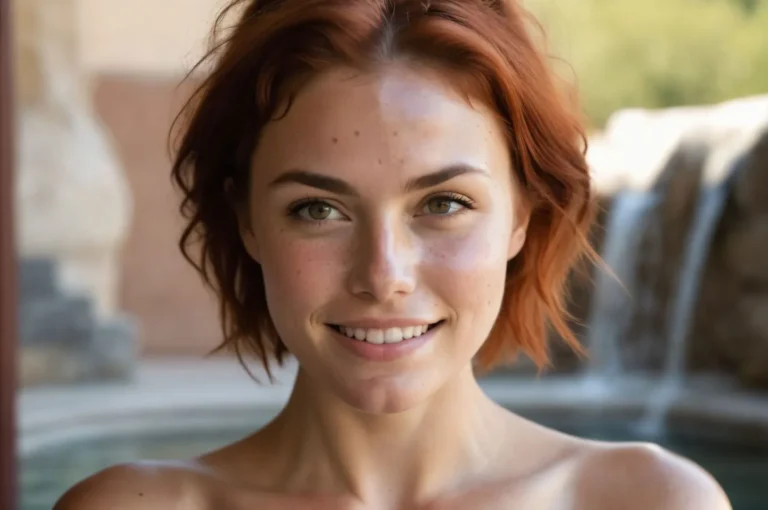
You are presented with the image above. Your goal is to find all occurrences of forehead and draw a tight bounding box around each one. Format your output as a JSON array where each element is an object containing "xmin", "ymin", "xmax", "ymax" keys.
[{"xmin": 251, "ymin": 64, "xmax": 511, "ymax": 185}]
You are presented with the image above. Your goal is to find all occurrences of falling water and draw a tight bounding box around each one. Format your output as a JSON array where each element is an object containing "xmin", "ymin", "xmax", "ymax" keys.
[
  {"xmin": 637, "ymin": 179, "xmax": 732, "ymax": 436},
  {"xmin": 584, "ymin": 190, "xmax": 659, "ymax": 385}
]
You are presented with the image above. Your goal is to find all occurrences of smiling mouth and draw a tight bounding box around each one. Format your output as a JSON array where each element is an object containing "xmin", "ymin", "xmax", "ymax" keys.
[{"xmin": 326, "ymin": 321, "xmax": 444, "ymax": 344}]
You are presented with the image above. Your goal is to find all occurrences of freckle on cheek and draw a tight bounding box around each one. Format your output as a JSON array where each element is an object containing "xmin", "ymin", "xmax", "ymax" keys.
[
  {"xmin": 332, "ymin": 137, "xmax": 338, "ymax": 143},
  {"xmin": 354, "ymin": 130, "xmax": 360, "ymax": 137}
]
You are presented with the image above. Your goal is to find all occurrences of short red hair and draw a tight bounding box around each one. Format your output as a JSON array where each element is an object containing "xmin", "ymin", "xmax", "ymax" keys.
[{"xmin": 171, "ymin": 0, "xmax": 596, "ymax": 378}]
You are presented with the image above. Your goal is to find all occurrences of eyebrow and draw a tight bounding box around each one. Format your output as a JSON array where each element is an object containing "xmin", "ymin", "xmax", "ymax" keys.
[
  {"xmin": 269, "ymin": 164, "xmax": 488, "ymax": 195},
  {"xmin": 270, "ymin": 170, "xmax": 358, "ymax": 195},
  {"xmin": 404, "ymin": 164, "xmax": 488, "ymax": 192}
]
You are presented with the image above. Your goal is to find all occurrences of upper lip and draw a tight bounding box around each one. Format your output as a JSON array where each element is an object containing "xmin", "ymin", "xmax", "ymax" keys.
[{"xmin": 327, "ymin": 318, "xmax": 441, "ymax": 329}]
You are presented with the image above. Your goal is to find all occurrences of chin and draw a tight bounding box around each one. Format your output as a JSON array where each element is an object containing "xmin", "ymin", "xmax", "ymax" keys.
[{"xmin": 335, "ymin": 371, "xmax": 441, "ymax": 414}]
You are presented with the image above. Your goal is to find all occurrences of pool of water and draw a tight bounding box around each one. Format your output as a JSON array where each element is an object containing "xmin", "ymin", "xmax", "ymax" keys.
[{"xmin": 21, "ymin": 415, "xmax": 768, "ymax": 510}]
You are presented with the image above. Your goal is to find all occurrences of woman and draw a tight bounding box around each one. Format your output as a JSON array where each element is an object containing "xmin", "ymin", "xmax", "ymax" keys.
[{"xmin": 56, "ymin": 0, "xmax": 730, "ymax": 508}]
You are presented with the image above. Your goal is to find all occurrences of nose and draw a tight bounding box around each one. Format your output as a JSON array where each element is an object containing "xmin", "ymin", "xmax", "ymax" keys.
[{"xmin": 346, "ymin": 216, "xmax": 417, "ymax": 302}]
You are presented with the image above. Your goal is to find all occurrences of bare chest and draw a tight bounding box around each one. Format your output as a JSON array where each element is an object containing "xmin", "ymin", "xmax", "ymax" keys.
[{"xmin": 207, "ymin": 468, "xmax": 575, "ymax": 510}]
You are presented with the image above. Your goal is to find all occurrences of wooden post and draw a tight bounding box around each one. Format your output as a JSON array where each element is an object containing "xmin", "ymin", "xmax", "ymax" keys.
[{"xmin": 0, "ymin": 0, "xmax": 18, "ymax": 506}]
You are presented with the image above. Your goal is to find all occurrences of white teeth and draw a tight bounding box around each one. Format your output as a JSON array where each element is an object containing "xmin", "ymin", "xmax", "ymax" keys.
[
  {"xmin": 384, "ymin": 328, "xmax": 403, "ymax": 344},
  {"xmin": 334, "ymin": 324, "xmax": 436, "ymax": 344},
  {"xmin": 367, "ymin": 329, "xmax": 384, "ymax": 344}
]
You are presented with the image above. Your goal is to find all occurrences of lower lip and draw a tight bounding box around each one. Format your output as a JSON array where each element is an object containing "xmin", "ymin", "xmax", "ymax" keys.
[{"xmin": 329, "ymin": 324, "xmax": 440, "ymax": 362}]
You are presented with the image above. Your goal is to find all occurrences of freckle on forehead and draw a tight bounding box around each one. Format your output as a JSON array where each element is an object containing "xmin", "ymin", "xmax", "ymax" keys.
[
  {"xmin": 332, "ymin": 137, "xmax": 338, "ymax": 143},
  {"xmin": 354, "ymin": 130, "xmax": 360, "ymax": 136}
]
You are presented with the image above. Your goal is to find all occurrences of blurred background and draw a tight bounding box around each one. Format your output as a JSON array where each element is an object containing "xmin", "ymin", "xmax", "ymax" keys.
[{"xmin": 6, "ymin": 0, "xmax": 768, "ymax": 509}]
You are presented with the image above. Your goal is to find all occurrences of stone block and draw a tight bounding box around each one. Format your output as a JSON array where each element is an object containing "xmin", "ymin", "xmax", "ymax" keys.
[
  {"xmin": 88, "ymin": 313, "xmax": 140, "ymax": 381},
  {"xmin": 18, "ymin": 295, "xmax": 95, "ymax": 349},
  {"xmin": 19, "ymin": 346, "xmax": 91, "ymax": 386},
  {"xmin": 17, "ymin": 255, "xmax": 140, "ymax": 387},
  {"xmin": 18, "ymin": 257, "xmax": 58, "ymax": 303}
]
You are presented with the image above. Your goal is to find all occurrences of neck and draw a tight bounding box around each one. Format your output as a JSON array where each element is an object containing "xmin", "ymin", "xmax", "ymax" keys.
[{"xmin": 262, "ymin": 365, "xmax": 509, "ymax": 508}]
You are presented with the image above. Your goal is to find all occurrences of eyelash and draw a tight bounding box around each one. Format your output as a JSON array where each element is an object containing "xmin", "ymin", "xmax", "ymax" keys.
[
  {"xmin": 425, "ymin": 192, "xmax": 476, "ymax": 214},
  {"xmin": 287, "ymin": 197, "xmax": 341, "ymax": 221},
  {"xmin": 286, "ymin": 193, "xmax": 476, "ymax": 224}
]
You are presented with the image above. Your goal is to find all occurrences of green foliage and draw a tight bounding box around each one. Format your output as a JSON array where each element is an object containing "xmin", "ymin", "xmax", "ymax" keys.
[{"xmin": 524, "ymin": 0, "xmax": 768, "ymax": 127}]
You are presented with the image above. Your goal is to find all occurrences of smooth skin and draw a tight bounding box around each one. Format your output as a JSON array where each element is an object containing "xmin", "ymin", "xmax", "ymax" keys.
[{"xmin": 55, "ymin": 64, "xmax": 731, "ymax": 510}]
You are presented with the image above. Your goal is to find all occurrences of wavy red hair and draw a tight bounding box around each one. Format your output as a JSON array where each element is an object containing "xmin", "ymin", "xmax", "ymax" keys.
[{"xmin": 171, "ymin": 0, "xmax": 596, "ymax": 378}]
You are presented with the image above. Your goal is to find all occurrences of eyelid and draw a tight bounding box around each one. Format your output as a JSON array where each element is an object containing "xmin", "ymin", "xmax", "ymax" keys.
[
  {"xmin": 418, "ymin": 192, "xmax": 476, "ymax": 213},
  {"xmin": 288, "ymin": 196, "xmax": 342, "ymax": 212},
  {"xmin": 288, "ymin": 197, "xmax": 349, "ymax": 222},
  {"xmin": 286, "ymin": 192, "xmax": 476, "ymax": 223},
  {"xmin": 428, "ymin": 191, "xmax": 475, "ymax": 204}
]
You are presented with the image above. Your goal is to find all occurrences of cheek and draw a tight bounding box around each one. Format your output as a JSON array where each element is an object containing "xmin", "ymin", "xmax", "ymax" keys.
[
  {"xmin": 259, "ymin": 235, "xmax": 344, "ymax": 323},
  {"xmin": 422, "ymin": 219, "xmax": 510, "ymax": 320}
]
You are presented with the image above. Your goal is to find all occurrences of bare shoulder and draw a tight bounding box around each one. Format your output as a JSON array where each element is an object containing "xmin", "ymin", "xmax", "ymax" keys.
[
  {"xmin": 571, "ymin": 441, "xmax": 731, "ymax": 510},
  {"xmin": 53, "ymin": 460, "xmax": 214, "ymax": 510}
]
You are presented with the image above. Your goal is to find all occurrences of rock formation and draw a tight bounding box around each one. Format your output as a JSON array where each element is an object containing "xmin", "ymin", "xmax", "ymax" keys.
[
  {"xmin": 14, "ymin": 0, "xmax": 138, "ymax": 385},
  {"xmin": 575, "ymin": 95, "xmax": 768, "ymax": 388}
]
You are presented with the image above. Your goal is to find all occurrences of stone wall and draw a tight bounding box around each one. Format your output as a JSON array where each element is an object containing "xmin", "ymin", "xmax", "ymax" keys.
[
  {"xmin": 691, "ymin": 128, "xmax": 768, "ymax": 386},
  {"xmin": 92, "ymin": 75, "xmax": 222, "ymax": 356}
]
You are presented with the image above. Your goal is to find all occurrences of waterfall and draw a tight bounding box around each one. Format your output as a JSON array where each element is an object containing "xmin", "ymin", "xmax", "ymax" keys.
[
  {"xmin": 584, "ymin": 190, "xmax": 659, "ymax": 383},
  {"xmin": 637, "ymin": 155, "xmax": 745, "ymax": 436}
]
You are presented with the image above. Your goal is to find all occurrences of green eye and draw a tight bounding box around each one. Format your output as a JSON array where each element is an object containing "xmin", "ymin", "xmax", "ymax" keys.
[
  {"xmin": 427, "ymin": 198, "xmax": 455, "ymax": 215},
  {"xmin": 290, "ymin": 200, "xmax": 345, "ymax": 222},
  {"xmin": 306, "ymin": 202, "xmax": 333, "ymax": 220},
  {"xmin": 422, "ymin": 194, "xmax": 473, "ymax": 216}
]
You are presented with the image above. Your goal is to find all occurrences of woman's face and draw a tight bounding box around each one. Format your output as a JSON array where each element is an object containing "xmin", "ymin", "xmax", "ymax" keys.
[{"xmin": 244, "ymin": 64, "xmax": 527, "ymax": 413}]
